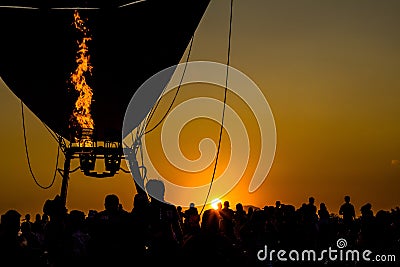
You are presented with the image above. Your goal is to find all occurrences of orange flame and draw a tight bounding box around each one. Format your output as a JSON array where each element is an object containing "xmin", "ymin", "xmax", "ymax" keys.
[{"xmin": 70, "ymin": 10, "xmax": 94, "ymax": 133}]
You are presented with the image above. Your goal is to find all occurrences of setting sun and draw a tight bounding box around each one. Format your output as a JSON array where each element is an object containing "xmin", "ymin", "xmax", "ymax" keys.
[{"xmin": 211, "ymin": 198, "xmax": 222, "ymax": 210}]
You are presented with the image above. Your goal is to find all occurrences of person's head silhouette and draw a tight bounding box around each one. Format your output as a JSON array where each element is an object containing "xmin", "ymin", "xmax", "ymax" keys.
[
  {"xmin": 43, "ymin": 195, "xmax": 67, "ymax": 218},
  {"xmin": 224, "ymin": 201, "xmax": 230, "ymax": 209},
  {"xmin": 145, "ymin": 179, "xmax": 165, "ymax": 203},
  {"xmin": 236, "ymin": 203, "xmax": 243, "ymax": 212},
  {"xmin": 133, "ymin": 193, "xmax": 149, "ymax": 210},
  {"xmin": 2, "ymin": 210, "xmax": 21, "ymax": 235},
  {"xmin": 344, "ymin": 195, "xmax": 351, "ymax": 203},
  {"xmin": 104, "ymin": 194, "xmax": 120, "ymax": 212}
]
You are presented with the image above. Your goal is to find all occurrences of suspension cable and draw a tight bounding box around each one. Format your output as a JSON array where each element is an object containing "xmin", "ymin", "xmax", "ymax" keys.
[
  {"xmin": 200, "ymin": 0, "xmax": 234, "ymax": 215},
  {"xmin": 21, "ymin": 100, "xmax": 60, "ymax": 189},
  {"xmin": 143, "ymin": 35, "xmax": 195, "ymax": 136}
]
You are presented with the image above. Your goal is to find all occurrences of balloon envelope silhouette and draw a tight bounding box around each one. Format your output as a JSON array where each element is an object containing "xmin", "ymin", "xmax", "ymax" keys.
[{"xmin": 0, "ymin": 0, "xmax": 210, "ymax": 141}]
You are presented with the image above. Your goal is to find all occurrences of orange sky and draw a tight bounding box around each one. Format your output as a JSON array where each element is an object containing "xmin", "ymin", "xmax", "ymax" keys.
[{"xmin": 1, "ymin": 0, "xmax": 400, "ymax": 218}]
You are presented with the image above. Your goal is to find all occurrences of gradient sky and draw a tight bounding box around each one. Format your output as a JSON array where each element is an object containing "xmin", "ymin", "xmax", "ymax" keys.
[{"xmin": 1, "ymin": 0, "xmax": 400, "ymax": 218}]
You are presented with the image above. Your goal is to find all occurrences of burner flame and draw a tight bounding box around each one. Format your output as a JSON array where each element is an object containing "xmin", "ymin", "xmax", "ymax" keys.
[{"xmin": 69, "ymin": 10, "xmax": 94, "ymax": 140}]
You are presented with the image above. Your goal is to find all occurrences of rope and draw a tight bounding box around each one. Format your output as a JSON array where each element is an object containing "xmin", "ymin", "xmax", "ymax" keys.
[
  {"xmin": 21, "ymin": 100, "xmax": 60, "ymax": 189},
  {"xmin": 200, "ymin": 0, "xmax": 234, "ymax": 215},
  {"xmin": 118, "ymin": 0, "xmax": 147, "ymax": 8},
  {"xmin": 41, "ymin": 121, "xmax": 62, "ymax": 144}
]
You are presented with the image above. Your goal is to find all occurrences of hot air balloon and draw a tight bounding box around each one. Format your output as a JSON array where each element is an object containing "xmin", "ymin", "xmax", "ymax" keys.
[
  {"xmin": 0, "ymin": 0, "xmax": 210, "ymax": 141},
  {"xmin": 0, "ymin": 0, "xmax": 211, "ymax": 203}
]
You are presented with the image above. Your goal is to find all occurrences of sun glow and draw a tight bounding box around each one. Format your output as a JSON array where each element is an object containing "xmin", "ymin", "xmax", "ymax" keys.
[{"xmin": 211, "ymin": 198, "xmax": 222, "ymax": 210}]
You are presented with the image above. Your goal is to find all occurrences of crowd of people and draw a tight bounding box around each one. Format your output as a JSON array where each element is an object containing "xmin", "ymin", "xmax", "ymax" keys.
[{"xmin": 1, "ymin": 180, "xmax": 399, "ymax": 267}]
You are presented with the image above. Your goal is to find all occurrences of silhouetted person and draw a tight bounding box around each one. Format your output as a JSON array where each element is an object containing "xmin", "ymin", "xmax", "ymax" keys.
[
  {"xmin": 360, "ymin": 203, "xmax": 373, "ymax": 218},
  {"xmin": 219, "ymin": 201, "xmax": 235, "ymax": 241},
  {"xmin": 303, "ymin": 197, "xmax": 318, "ymax": 223},
  {"xmin": 41, "ymin": 214, "xmax": 49, "ymax": 227},
  {"xmin": 339, "ymin": 195, "xmax": 356, "ymax": 227},
  {"xmin": 274, "ymin": 200, "xmax": 283, "ymax": 221},
  {"xmin": 247, "ymin": 206, "xmax": 254, "ymax": 220},
  {"xmin": 30, "ymin": 213, "xmax": 45, "ymax": 250},
  {"xmin": 128, "ymin": 192, "xmax": 151, "ymax": 261},
  {"xmin": 358, "ymin": 203, "xmax": 377, "ymax": 249},
  {"xmin": 318, "ymin": 203, "xmax": 330, "ymax": 224},
  {"xmin": 21, "ymin": 212, "xmax": 44, "ymax": 258},
  {"xmin": 42, "ymin": 195, "xmax": 68, "ymax": 267},
  {"xmin": 183, "ymin": 203, "xmax": 200, "ymax": 237},
  {"xmin": 182, "ymin": 208, "xmax": 240, "ymax": 265},
  {"xmin": 318, "ymin": 203, "xmax": 330, "ymax": 247},
  {"xmin": 145, "ymin": 179, "xmax": 183, "ymax": 265},
  {"xmin": 279, "ymin": 204, "xmax": 298, "ymax": 249},
  {"xmin": 21, "ymin": 214, "xmax": 32, "ymax": 233},
  {"xmin": 0, "ymin": 210, "xmax": 34, "ymax": 267},
  {"xmin": 374, "ymin": 210, "xmax": 392, "ymax": 249},
  {"xmin": 233, "ymin": 203, "xmax": 247, "ymax": 242},
  {"xmin": 302, "ymin": 197, "xmax": 318, "ymax": 248},
  {"xmin": 177, "ymin": 206, "xmax": 184, "ymax": 227},
  {"xmin": 19, "ymin": 212, "xmax": 43, "ymax": 262},
  {"xmin": 31, "ymin": 213, "xmax": 43, "ymax": 235},
  {"xmin": 88, "ymin": 194, "xmax": 130, "ymax": 267},
  {"xmin": 64, "ymin": 210, "xmax": 90, "ymax": 267}
]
